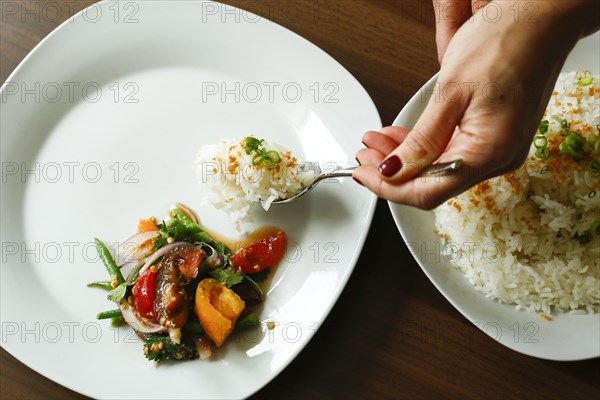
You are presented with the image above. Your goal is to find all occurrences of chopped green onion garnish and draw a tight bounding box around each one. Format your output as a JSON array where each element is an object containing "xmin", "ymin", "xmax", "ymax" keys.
[
  {"xmin": 589, "ymin": 160, "xmax": 600, "ymax": 177},
  {"xmin": 533, "ymin": 135, "xmax": 548, "ymax": 149},
  {"xmin": 535, "ymin": 147, "xmax": 550, "ymax": 159},
  {"xmin": 263, "ymin": 150, "xmax": 281, "ymax": 168},
  {"xmin": 245, "ymin": 136, "xmax": 282, "ymax": 169},
  {"xmin": 252, "ymin": 154, "xmax": 264, "ymax": 166},
  {"xmin": 592, "ymin": 221, "xmax": 600, "ymax": 235},
  {"xmin": 540, "ymin": 166, "xmax": 549, "ymax": 174},
  {"xmin": 574, "ymin": 232, "xmax": 592, "ymax": 244},
  {"xmin": 587, "ymin": 133, "xmax": 600, "ymax": 152},
  {"xmin": 551, "ymin": 115, "xmax": 569, "ymax": 137},
  {"xmin": 576, "ymin": 75, "xmax": 594, "ymax": 87},
  {"xmin": 559, "ymin": 132, "xmax": 586, "ymax": 161},
  {"xmin": 245, "ymin": 137, "xmax": 264, "ymax": 155},
  {"xmin": 589, "ymin": 191, "xmax": 597, "ymax": 199},
  {"xmin": 565, "ymin": 132, "xmax": 585, "ymax": 148},
  {"xmin": 551, "ymin": 115, "xmax": 568, "ymax": 130},
  {"xmin": 538, "ymin": 120, "xmax": 549, "ymax": 135}
]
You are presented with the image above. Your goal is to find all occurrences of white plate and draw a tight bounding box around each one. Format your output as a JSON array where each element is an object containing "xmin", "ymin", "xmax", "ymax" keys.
[
  {"xmin": 389, "ymin": 32, "xmax": 600, "ymax": 361},
  {"xmin": 0, "ymin": 1, "xmax": 380, "ymax": 398}
]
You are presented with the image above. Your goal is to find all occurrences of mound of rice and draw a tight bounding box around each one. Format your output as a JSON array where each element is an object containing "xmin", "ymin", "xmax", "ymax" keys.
[
  {"xmin": 195, "ymin": 137, "xmax": 313, "ymax": 228},
  {"xmin": 434, "ymin": 71, "xmax": 600, "ymax": 314}
]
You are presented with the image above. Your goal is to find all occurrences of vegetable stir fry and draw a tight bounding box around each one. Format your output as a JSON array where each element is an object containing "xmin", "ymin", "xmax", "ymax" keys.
[{"xmin": 90, "ymin": 204, "xmax": 286, "ymax": 362}]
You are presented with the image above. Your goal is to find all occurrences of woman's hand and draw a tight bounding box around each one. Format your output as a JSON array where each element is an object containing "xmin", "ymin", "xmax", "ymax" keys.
[
  {"xmin": 354, "ymin": 0, "xmax": 599, "ymax": 209},
  {"xmin": 433, "ymin": 0, "xmax": 491, "ymax": 63}
]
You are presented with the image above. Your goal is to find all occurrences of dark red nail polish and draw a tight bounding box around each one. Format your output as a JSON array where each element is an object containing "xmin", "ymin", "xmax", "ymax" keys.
[
  {"xmin": 355, "ymin": 157, "xmax": 361, "ymax": 166},
  {"xmin": 353, "ymin": 177, "xmax": 364, "ymax": 186},
  {"xmin": 361, "ymin": 141, "xmax": 367, "ymax": 147},
  {"xmin": 378, "ymin": 155, "xmax": 402, "ymax": 177}
]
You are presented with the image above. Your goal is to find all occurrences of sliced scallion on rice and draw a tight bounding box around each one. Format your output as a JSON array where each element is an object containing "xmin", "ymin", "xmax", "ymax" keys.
[
  {"xmin": 588, "ymin": 160, "xmax": 600, "ymax": 177},
  {"xmin": 576, "ymin": 75, "xmax": 594, "ymax": 87}
]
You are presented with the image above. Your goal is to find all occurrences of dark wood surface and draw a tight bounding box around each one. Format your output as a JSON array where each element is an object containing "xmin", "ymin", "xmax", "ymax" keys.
[{"xmin": 1, "ymin": 1, "xmax": 598, "ymax": 399}]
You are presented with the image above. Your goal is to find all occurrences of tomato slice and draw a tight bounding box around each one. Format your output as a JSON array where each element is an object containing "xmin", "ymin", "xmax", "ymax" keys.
[
  {"xmin": 230, "ymin": 231, "xmax": 287, "ymax": 274},
  {"xmin": 154, "ymin": 258, "xmax": 189, "ymax": 329},
  {"xmin": 132, "ymin": 246, "xmax": 203, "ymax": 325},
  {"xmin": 131, "ymin": 267, "xmax": 157, "ymax": 321},
  {"xmin": 164, "ymin": 245, "xmax": 204, "ymax": 282},
  {"xmin": 195, "ymin": 278, "xmax": 245, "ymax": 347}
]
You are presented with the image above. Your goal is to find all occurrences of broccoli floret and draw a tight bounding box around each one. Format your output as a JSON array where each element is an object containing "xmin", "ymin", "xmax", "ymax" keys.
[{"xmin": 142, "ymin": 334, "xmax": 198, "ymax": 363}]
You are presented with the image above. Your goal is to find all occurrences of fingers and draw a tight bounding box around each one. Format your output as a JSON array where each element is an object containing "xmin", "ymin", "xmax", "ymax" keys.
[
  {"xmin": 433, "ymin": 0, "xmax": 472, "ymax": 63},
  {"xmin": 353, "ymin": 158, "xmax": 492, "ymax": 210},
  {"xmin": 356, "ymin": 148, "xmax": 385, "ymax": 167},
  {"xmin": 375, "ymin": 77, "xmax": 468, "ymax": 183},
  {"xmin": 362, "ymin": 127, "xmax": 410, "ymax": 155}
]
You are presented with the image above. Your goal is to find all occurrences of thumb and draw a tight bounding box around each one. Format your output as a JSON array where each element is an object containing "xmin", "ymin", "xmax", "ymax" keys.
[{"xmin": 376, "ymin": 78, "xmax": 467, "ymax": 182}]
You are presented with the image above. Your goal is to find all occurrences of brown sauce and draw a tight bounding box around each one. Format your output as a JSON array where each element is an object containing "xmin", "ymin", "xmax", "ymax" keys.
[
  {"xmin": 204, "ymin": 225, "xmax": 282, "ymax": 253},
  {"xmin": 203, "ymin": 225, "xmax": 284, "ymax": 293}
]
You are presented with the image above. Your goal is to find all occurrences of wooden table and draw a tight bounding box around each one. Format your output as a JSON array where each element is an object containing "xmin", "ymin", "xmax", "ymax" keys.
[{"xmin": 1, "ymin": 1, "xmax": 598, "ymax": 399}]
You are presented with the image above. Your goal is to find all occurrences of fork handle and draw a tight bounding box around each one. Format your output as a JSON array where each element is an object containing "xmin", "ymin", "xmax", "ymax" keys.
[
  {"xmin": 317, "ymin": 159, "xmax": 462, "ymax": 182},
  {"xmin": 316, "ymin": 166, "xmax": 358, "ymax": 182}
]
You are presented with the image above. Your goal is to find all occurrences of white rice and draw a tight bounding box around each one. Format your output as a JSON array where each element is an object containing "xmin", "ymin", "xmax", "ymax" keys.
[
  {"xmin": 195, "ymin": 137, "xmax": 313, "ymax": 228},
  {"xmin": 434, "ymin": 71, "xmax": 600, "ymax": 314}
]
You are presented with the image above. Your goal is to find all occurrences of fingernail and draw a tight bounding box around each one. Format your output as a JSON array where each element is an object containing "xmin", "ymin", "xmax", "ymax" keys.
[
  {"xmin": 353, "ymin": 177, "xmax": 364, "ymax": 186},
  {"xmin": 355, "ymin": 157, "xmax": 361, "ymax": 166},
  {"xmin": 361, "ymin": 140, "xmax": 367, "ymax": 147},
  {"xmin": 378, "ymin": 155, "xmax": 402, "ymax": 177}
]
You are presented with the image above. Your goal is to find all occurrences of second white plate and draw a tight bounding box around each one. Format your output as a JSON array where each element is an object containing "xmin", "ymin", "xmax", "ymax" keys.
[{"xmin": 389, "ymin": 32, "xmax": 600, "ymax": 361}]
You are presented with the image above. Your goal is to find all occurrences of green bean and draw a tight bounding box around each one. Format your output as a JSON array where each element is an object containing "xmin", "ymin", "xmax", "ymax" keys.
[
  {"xmin": 182, "ymin": 319, "xmax": 204, "ymax": 334},
  {"xmin": 235, "ymin": 313, "xmax": 260, "ymax": 331},
  {"xmin": 87, "ymin": 281, "xmax": 114, "ymax": 290},
  {"xmin": 110, "ymin": 316, "xmax": 125, "ymax": 327},
  {"xmin": 95, "ymin": 238, "xmax": 124, "ymax": 284},
  {"xmin": 96, "ymin": 309, "xmax": 122, "ymax": 320}
]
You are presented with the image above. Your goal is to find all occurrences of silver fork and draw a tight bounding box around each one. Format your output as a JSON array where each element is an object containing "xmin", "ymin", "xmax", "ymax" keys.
[{"xmin": 271, "ymin": 159, "xmax": 463, "ymax": 204}]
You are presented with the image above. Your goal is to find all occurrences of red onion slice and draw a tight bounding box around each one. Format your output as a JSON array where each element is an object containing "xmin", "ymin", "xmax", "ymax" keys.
[
  {"xmin": 199, "ymin": 243, "xmax": 223, "ymax": 270},
  {"xmin": 125, "ymin": 258, "xmax": 147, "ymax": 282},
  {"xmin": 118, "ymin": 302, "xmax": 167, "ymax": 334},
  {"xmin": 120, "ymin": 248, "xmax": 149, "ymax": 281},
  {"xmin": 116, "ymin": 231, "xmax": 159, "ymax": 264}
]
